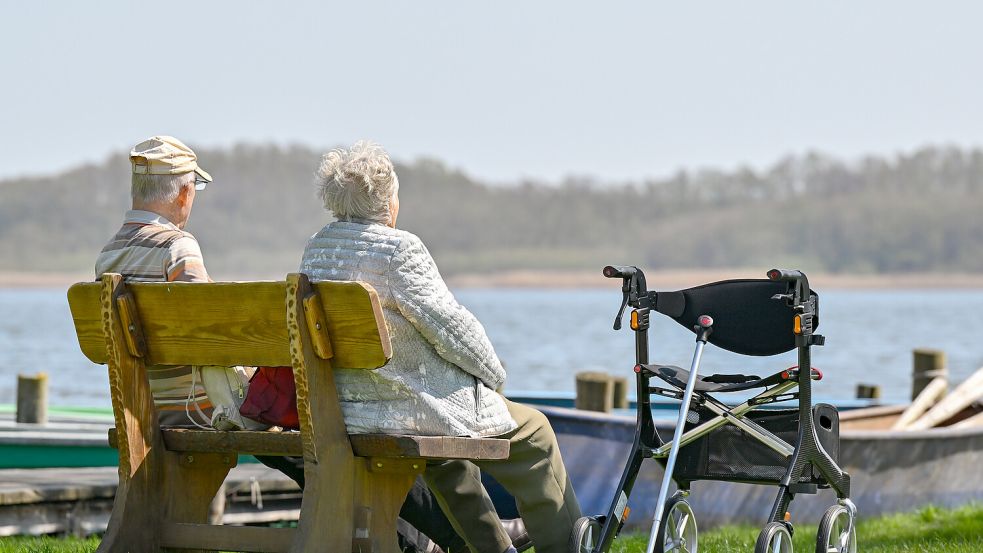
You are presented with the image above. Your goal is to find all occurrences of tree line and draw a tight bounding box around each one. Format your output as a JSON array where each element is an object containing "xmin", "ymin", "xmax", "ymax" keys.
[{"xmin": 1, "ymin": 145, "xmax": 980, "ymax": 278}]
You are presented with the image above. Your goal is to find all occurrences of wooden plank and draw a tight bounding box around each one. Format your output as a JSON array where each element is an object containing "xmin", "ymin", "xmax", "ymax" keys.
[
  {"xmin": 161, "ymin": 522, "xmax": 295, "ymax": 553},
  {"xmin": 909, "ymin": 366, "xmax": 983, "ymax": 430},
  {"xmin": 66, "ymin": 283, "xmax": 105, "ymax": 365},
  {"xmin": 112, "ymin": 427, "xmax": 509, "ymax": 461},
  {"xmin": 68, "ymin": 278, "xmax": 390, "ymax": 369},
  {"xmin": 312, "ymin": 279, "xmax": 391, "ymax": 369},
  {"xmin": 892, "ymin": 377, "xmax": 948, "ymax": 430},
  {"xmin": 350, "ymin": 435, "xmax": 510, "ymax": 460},
  {"xmin": 159, "ymin": 429, "xmax": 303, "ymax": 457}
]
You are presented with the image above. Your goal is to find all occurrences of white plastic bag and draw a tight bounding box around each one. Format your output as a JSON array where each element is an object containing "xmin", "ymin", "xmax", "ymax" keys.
[{"xmin": 192, "ymin": 366, "xmax": 270, "ymax": 431}]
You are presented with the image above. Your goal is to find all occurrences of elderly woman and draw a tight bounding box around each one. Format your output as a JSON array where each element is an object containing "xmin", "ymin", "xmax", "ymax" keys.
[{"xmin": 300, "ymin": 141, "xmax": 581, "ymax": 553}]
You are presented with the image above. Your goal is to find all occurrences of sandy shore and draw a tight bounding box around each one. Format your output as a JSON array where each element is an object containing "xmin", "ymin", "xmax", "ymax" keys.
[
  {"xmin": 3, "ymin": 269, "xmax": 982, "ymax": 289},
  {"xmin": 0, "ymin": 271, "xmax": 94, "ymax": 288}
]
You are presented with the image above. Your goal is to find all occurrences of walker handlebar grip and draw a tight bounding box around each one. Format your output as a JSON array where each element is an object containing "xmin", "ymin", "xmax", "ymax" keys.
[
  {"xmin": 603, "ymin": 265, "xmax": 637, "ymax": 279},
  {"xmin": 767, "ymin": 268, "xmax": 804, "ymax": 282}
]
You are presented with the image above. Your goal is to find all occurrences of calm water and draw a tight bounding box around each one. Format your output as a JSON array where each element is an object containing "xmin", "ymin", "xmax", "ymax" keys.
[{"xmin": 1, "ymin": 287, "xmax": 982, "ymax": 407}]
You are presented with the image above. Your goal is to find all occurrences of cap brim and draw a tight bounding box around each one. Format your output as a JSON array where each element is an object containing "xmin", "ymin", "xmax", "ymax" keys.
[{"xmin": 194, "ymin": 166, "xmax": 213, "ymax": 183}]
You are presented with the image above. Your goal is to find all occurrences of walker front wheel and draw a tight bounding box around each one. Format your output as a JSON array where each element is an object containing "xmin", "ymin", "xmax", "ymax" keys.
[
  {"xmin": 755, "ymin": 522, "xmax": 793, "ymax": 553},
  {"xmin": 654, "ymin": 496, "xmax": 698, "ymax": 553},
  {"xmin": 569, "ymin": 516, "xmax": 603, "ymax": 553},
  {"xmin": 816, "ymin": 505, "xmax": 856, "ymax": 553}
]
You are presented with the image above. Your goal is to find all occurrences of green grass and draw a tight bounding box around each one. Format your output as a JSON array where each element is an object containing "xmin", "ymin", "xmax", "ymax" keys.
[
  {"xmin": 0, "ymin": 536, "xmax": 100, "ymax": 553},
  {"xmin": 606, "ymin": 503, "xmax": 983, "ymax": 552},
  {"xmin": 2, "ymin": 504, "xmax": 982, "ymax": 552}
]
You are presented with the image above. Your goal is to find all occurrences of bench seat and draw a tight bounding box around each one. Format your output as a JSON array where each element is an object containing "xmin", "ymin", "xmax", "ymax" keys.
[{"xmin": 108, "ymin": 427, "xmax": 509, "ymax": 460}]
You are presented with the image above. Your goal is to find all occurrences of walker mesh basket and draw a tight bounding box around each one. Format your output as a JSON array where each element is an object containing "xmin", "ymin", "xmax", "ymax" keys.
[{"xmin": 670, "ymin": 403, "xmax": 840, "ymax": 486}]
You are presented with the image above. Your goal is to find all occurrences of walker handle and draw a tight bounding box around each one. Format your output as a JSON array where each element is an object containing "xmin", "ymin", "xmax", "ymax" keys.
[
  {"xmin": 603, "ymin": 265, "xmax": 637, "ymax": 279},
  {"xmin": 767, "ymin": 268, "xmax": 804, "ymax": 282}
]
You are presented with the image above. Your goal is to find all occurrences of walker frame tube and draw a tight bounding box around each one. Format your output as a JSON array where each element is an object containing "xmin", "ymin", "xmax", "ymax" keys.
[{"xmin": 644, "ymin": 337, "xmax": 709, "ymax": 553}]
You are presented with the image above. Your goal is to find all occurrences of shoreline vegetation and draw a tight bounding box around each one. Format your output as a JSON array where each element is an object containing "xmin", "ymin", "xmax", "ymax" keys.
[
  {"xmin": 4, "ymin": 269, "xmax": 983, "ymax": 290},
  {"xmin": 4, "ymin": 145, "xmax": 983, "ymax": 282}
]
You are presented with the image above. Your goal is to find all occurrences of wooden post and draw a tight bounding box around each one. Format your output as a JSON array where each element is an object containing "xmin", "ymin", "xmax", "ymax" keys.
[
  {"xmin": 16, "ymin": 373, "xmax": 48, "ymax": 424},
  {"xmin": 575, "ymin": 372, "xmax": 613, "ymax": 413},
  {"xmin": 913, "ymin": 349, "xmax": 947, "ymax": 401},
  {"xmin": 855, "ymin": 384, "xmax": 882, "ymax": 400},
  {"xmin": 611, "ymin": 376, "xmax": 629, "ymax": 409}
]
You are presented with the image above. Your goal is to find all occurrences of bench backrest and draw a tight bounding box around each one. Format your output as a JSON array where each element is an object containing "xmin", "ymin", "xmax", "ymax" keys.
[
  {"xmin": 67, "ymin": 272, "xmax": 392, "ymax": 473},
  {"xmin": 68, "ymin": 277, "xmax": 391, "ymax": 369}
]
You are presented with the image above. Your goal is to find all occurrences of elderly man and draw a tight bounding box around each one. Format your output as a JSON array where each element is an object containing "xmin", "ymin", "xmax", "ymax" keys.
[
  {"xmin": 95, "ymin": 136, "xmax": 214, "ymax": 422},
  {"xmin": 94, "ymin": 136, "xmax": 510, "ymax": 553}
]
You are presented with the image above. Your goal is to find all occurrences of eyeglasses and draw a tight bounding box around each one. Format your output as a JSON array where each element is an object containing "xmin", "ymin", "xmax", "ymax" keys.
[{"xmin": 194, "ymin": 176, "xmax": 208, "ymax": 191}]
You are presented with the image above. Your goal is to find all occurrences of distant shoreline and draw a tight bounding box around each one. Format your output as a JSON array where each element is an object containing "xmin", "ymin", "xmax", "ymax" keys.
[{"xmin": 3, "ymin": 269, "xmax": 983, "ymax": 289}]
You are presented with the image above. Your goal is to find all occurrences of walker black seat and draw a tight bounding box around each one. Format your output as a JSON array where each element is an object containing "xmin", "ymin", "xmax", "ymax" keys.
[
  {"xmin": 652, "ymin": 279, "xmax": 819, "ymax": 356},
  {"xmin": 643, "ymin": 364, "xmax": 788, "ymax": 393}
]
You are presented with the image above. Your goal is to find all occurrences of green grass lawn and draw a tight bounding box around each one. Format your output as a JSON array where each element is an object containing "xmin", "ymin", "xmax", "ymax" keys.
[
  {"xmin": 2, "ymin": 504, "xmax": 981, "ymax": 552},
  {"xmin": 607, "ymin": 504, "xmax": 983, "ymax": 553}
]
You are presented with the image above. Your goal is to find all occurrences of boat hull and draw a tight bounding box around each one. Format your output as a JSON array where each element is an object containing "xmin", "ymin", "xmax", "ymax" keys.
[{"xmin": 541, "ymin": 405, "xmax": 983, "ymax": 528}]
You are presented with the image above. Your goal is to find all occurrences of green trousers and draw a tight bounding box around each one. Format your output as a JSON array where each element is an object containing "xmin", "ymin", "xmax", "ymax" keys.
[{"xmin": 424, "ymin": 399, "xmax": 582, "ymax": 553}]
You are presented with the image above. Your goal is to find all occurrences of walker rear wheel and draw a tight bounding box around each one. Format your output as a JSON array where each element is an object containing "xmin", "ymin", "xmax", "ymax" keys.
[
  {"xmin": 655, "ymin": 496, "xmax": 698, "ymax": 552},
  {"xmin": 569, "ymin": 515, "xmax": 603, "ymax": 553},
  {"xmin": 755, "ymin": 522, "xmax": 793, "ymax": 553},
  {"xmin": 816, "ymin": 505, "xmax": 856, "ymax": 553}
]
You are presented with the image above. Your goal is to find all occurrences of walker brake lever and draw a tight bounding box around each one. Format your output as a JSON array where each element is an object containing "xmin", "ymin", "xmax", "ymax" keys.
[{"xmin": 613, "ymin": 286, "xmax": 630, "ymax": 330}]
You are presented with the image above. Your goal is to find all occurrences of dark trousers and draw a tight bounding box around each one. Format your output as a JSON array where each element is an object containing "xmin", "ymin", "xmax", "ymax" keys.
[{"xmin": 255, "ymin": 455, "xmax": 468, "ymax": 552}]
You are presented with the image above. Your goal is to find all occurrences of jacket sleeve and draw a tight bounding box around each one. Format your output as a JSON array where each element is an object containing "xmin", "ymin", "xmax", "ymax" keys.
[{"xmin": 388, "ymin": 235, "xmax": 507, "ymax": 389}]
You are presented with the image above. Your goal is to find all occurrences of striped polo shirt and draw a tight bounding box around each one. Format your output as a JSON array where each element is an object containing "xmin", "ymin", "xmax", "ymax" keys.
[{"xmin": 95, "ymin": 210, "xmax": 211, "ymax": 423}]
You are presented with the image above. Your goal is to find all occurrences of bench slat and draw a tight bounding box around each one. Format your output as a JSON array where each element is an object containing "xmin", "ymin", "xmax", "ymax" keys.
[
  {"xmin": 109, "ymin": 428, "xmax": 510, "ymax": 461},
  {"xmin": 161, "ymin": 522, "xmax": 295, "ymax": 553},
  {"xmin": 68, "ymin": 279, "xmax": 391, "ymax": 369},
  {"xmin": 161, "ymin": 428, "xmax": 304, "ymax": 457}
]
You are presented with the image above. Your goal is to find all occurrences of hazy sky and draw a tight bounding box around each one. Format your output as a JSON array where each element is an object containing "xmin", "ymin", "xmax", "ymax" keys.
[{"xmin": 1, "ymin": 2, "xmax": 981, "ymax": 183}]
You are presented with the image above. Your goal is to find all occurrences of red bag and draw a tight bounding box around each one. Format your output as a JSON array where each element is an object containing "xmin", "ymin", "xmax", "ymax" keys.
[{"xmin": 239, "ymin": 366, "xmax": 300, "ymax": 430}]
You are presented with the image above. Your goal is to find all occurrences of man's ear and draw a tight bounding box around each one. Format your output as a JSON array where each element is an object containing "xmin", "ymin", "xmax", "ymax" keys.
[{"xmin": 176, "ymin": 184, "xmax": 193, "ymax": 207}]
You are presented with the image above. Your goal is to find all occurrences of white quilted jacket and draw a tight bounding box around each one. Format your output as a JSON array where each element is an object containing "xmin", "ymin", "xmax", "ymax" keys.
[{"xmin": 300, "ymin": 220, "xmax": 518, "ymax": 437}]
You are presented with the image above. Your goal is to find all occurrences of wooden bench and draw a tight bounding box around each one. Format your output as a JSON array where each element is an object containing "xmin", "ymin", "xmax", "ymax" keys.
[{"xmin": 68, "ymin": 273, "xmax": 509, "ymax": 553}]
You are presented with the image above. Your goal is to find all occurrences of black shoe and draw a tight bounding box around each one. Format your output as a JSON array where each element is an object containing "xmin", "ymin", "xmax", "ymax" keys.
[{"xmin": 502, "ymin": 518, "xmax": 532, "ymax": 552}]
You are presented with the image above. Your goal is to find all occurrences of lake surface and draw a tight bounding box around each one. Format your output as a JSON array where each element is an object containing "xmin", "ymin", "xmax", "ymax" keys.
[{"xmin": 1, "ymin": 287, "xmax": 982, "ymax": 407}]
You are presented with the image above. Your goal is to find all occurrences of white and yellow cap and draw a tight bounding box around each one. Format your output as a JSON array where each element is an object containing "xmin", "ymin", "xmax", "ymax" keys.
[{"xmin": 129, "ymin": 135, "xmax": 212, "ymax": 182}]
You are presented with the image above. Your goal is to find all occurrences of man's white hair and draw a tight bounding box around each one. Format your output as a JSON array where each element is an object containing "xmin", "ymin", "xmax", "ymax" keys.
[
  {"xmin": 316, "ymin": 140, "xmax": 399, "ymax": 223},
  {"xmin": 131, "ymin": 172, "xmax": 195, "ymax": 204}
]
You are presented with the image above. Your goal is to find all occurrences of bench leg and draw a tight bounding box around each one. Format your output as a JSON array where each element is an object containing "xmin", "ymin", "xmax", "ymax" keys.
[
  {"xmin": 96, "ymin": 450, "xmax": 233, "ymax": 553},
  {"xmin": 97, "ymin": 457, "xmax": 164, "ymax": 553},
  {"xmin": 290, "ymin": 453, "xmax": 356, "ymax": 553},
  {"xmin": 159, "ymin": 452, "xmax": 236, "ymax": 553},
  {"xmin": 351, "ymin": 458, "xmax": 423, "ymax": 553}
]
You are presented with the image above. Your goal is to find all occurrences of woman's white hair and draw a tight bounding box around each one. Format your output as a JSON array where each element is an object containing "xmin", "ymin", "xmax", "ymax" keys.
[
  {"xmin": 316, "ymin": 140, "xmax": 399, "ymax": 223},
  {"xmin": 131, "ymin": 171, "xmax": 194, "ymax": 204}
]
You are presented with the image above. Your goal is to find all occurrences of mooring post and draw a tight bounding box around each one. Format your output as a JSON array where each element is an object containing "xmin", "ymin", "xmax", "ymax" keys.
[
  {"xmin": 611, "ymin": 376, "xmax": 629, "ymax": 409},
  {"xmin": 912, "ymin": 348, "xmax": 947, "ymax": 401},
  {"xmin": 575, "ymin": 372, "xmax": 613, "ymax": 413},
  {"xmin": 855, "ymin": 384, "xmax": 882, "ymax": 400},
  {"xmin": 16, "ymin": 373, "xmax": 48, "ymax": 424}
]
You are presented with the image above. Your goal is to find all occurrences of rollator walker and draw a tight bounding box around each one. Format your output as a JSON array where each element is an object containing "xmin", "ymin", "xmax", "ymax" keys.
[{"xmin": 570, "ymin": 266, "xmax": 856, "ymax": 553}]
